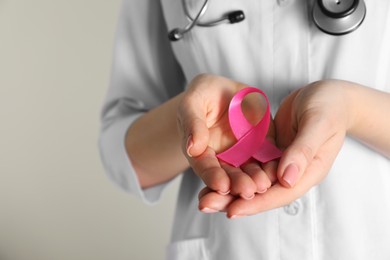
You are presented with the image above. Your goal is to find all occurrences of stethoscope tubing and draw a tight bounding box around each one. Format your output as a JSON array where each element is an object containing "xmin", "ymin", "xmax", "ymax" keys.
[
  {"xmin": 180, "ymin": 0, "xmax": 209, "ymax": 33},
  {"xmin": 182, "ymin": 0, "xmax": 230, "ymax": 27}
]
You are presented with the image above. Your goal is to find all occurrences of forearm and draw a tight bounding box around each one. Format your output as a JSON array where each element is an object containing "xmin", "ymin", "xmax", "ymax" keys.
[
  {"xmin": 126, "ymin": 93, "xmax": 189, "ymax": 188},
  {"xmin": 347, "ymin": 83, "xmax": 390, "ymax": 158}
]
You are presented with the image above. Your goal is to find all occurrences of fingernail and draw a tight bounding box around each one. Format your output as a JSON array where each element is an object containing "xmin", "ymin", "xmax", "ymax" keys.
[
  {"xmin": 186, "ymin": 135, "xmax": 193, "ymax": 157},
  {"xmin": 241, "ymin": 193, "xmax": 255, "ymax": 200},
  {"xmin": 257, "ymin": 188, "xmax": 267, "ymax": 194},
  {"xmin": 283, "ymin": 164, "xmax": 299, "ymax": 187},
  {"xmin": 229, "ymin": 215, "xmax": 244, "ymax": 219},
  {"xmin": 217, "ymin": 190, "xmax": 230, "ymax": 195},
  {"xmin": 200, "ymin": 207, "xmax": 218, "ymax": 213}
]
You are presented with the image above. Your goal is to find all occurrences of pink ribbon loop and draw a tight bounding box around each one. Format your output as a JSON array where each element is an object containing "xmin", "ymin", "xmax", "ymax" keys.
[{"xmin": 216, "ymin": 87, "xmax": 282, "ymax": 167}]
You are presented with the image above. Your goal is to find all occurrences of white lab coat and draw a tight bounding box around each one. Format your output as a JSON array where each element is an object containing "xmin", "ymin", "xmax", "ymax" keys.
[{"xmin": 99, "ymin": 0, "xmax": 390, "ymax": 259}]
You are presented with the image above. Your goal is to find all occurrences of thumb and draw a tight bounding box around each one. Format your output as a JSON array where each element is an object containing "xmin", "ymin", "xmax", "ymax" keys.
[
  {"xmin": 184, "ymin": 117, "xmax": 210, "ymax": 158},
  {"xmin": 277, "ymin": 114, "xmax": 332, "ymax": 188},
  {"xmin": 177, "ymin": 95, "xmax": 210, "ymax": 158}
]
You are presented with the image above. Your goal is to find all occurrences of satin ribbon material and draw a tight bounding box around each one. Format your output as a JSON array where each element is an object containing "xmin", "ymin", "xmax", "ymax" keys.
[{"xmin": 216, "ymin": 87, "xmax": 282, "ymax": 167}]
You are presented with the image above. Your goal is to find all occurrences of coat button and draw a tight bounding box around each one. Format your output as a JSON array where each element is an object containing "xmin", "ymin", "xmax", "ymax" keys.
[{"xmin": 284, "ymin": 200, "xmax": 300, "ymax": 215}]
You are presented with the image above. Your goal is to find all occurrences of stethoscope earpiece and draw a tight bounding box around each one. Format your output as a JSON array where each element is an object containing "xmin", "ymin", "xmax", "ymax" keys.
[
  {"xmin": 226, "ymin": 10, "xmax": 245, "ymax": 24},
  {"xmin": 312, "ymin": 0, "xmax": 366, "ymax": 35},
  {"xmin": 168, "ymin": 28, "xmax": 183, "ymax": 41}
]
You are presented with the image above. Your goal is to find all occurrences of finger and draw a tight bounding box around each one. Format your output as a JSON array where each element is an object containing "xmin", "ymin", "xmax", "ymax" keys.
[
  {"xmin": 190, "ymin": 147, "xmax": 230, "ymax": 194},
  {"xmin": 226, "ymin": 183, "xmax": 300, "ymax": 218},
  {"xmin": 240, "ymin": 160, "xmax": 272, "ymax": 193},
  {"xmin": 198, "ymin": 187, "xmax": 236, "ymax": 213},
  {"xmin": 261, "ymin": 124, "xmax": 279, "ymax": 186},
  {"xmin": 177, "ymin": 94, "xmax": 210, "ymax": 158},
  {"xmin": 220, "ymin": 162, "xmax": 257, "ymax": 200},
  {"xmin": 261, "ymin": 159, "xmax": 279, "ymax": 185},
  {"xmin": 198, "ymin": 186, "xmax": 212, "ymax": 200},
  {"xmin": 277, "ymin": 113, "xmax": 337, "ymax": 188},
  {"xmin": 226, "ymin": 157, "xmax": 329, "ymax": 218}
]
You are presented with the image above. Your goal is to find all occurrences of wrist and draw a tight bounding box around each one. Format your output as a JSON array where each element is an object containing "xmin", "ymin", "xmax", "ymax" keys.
[{"xmin": 342, "ymin": 81, "xmax": 362, "ymax": 136}]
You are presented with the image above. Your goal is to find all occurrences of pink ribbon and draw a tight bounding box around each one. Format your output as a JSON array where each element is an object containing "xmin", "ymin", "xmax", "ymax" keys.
[{"xmin": 216, "ymin": 87, "xmax": 282, "ymax": 167}]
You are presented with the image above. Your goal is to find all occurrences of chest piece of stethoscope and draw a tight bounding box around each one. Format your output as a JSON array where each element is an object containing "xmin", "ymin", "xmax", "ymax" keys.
[{"xmin": 312, "ymin": 0, "xmax": 366, "ymax": 35}]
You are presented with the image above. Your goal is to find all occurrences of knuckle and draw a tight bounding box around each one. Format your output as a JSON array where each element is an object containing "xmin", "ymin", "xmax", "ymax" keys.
[{"xmin": 199, "ymin": 167, "xmax": 220, "ymax": 185}]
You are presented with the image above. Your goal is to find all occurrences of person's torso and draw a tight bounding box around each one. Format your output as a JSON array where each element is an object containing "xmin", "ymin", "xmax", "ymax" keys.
[{"xmin": 161, "ymin": 1, "xmax": 390, "ymax": 259}]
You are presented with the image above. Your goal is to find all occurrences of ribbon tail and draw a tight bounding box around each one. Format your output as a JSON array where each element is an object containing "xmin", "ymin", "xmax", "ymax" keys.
[
  {"xmin": 252, "ymin": 139, "xmax": 282, "ymax": 163},
  {"xmin": 217, "ymin": 144, "xmax": 255, "ymax": 168},
  {"xmin": 217, "ymin": 129, "xmax": 262, "ymax": 167}
]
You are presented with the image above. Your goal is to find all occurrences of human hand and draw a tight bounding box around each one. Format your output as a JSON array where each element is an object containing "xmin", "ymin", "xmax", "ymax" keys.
[
  {"xmin": 201, "ymin": 80, "xmax": 351, "ymax": 218},
  {"xmin": 177, "ymin": 74, "xmax": 277, "ymax": 201}
]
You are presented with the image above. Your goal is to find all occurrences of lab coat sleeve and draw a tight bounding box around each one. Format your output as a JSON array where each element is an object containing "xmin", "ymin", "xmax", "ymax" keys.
[{"xmin": 98, "ymin": 0, "xmax": 185, "ymax": 204}]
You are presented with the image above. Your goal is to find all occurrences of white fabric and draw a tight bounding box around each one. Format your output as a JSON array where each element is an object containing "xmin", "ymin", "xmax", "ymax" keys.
[{"xmin": 99, "ymin": 0, "xmax": 390, "ymax": 259}]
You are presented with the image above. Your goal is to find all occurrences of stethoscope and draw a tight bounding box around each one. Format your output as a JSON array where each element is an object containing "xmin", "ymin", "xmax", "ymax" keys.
[{"xmin": 168, "ymin": 0, "xmax": 366, "ymax": 41}]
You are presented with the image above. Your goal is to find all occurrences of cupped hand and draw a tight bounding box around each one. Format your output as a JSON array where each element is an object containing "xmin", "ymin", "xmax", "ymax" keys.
[
  {"xmin": 177, "ymin": 74, "xmax": 277, "ymax": 201},
  {"xmin": 201, "ymin": 80, "xmax": 352, "ymax": 218}
]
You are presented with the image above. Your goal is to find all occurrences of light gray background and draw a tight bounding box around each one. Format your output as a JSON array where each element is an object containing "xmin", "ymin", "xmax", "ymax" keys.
[{"xmin": 0, "ymin": 1, "xmax": 180, "ymax": 259}]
